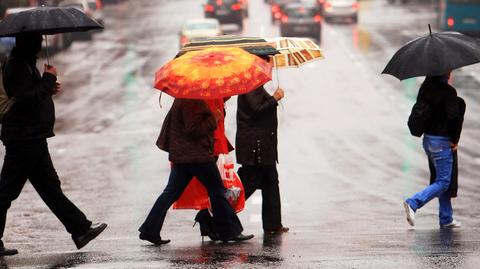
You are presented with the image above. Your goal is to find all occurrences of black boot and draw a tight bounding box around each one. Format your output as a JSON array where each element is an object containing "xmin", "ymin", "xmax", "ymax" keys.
[
  {"xmin": 139, "ymin": 233, "xmax": 170, "ymax": 245},
  {"xmin": 194, "ymin": 210, "xmax": 219, "ymax": 241}
]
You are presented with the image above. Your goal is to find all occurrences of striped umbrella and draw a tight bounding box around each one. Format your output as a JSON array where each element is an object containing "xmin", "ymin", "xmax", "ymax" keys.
[{"xmin": 266, "ymin": 37, "xmax": 324, "ymax": 68}]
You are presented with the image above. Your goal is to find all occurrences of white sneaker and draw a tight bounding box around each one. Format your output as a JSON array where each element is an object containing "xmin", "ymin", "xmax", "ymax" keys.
[
  {"xmin": 441, "ymin": 219, "xmax": 461, "ymax": 229},
  {"xmin": 403, "ymin": 201, "xmax": 415, "ymax": 227}
]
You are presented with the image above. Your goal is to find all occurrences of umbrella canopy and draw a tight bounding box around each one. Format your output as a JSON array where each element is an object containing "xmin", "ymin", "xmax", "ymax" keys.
[
  {"xmin": 180, "ymin": 35, "xmax": 280, "ymax": 57},
  {"xmin": 0, "ymin": 6, "xmax": 103, "ymax": 37},
  {"xmin": 382, "ymin": 31, "xmax": 480, "ymax": 80},
  {"xmin": 154, "ymin": 47, "xmax": 272, "ymax": 99},
  {"xmin": 266, "ymin": 37, "xmax": 324, "ymax": 68}
]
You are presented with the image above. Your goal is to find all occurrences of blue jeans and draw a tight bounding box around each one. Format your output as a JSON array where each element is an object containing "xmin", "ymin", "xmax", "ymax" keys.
[{"xmin": 406, "ymin": 135, "xmax": 454, "ymax": 225}]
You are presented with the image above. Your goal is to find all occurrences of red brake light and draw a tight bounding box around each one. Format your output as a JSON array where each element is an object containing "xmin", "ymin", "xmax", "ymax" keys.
[
  {"xmin": 281, "ymin": 15, "xmax": 288, "ymax": 23},
  {"xmin": 96, "ymin": 0, "xmax": 103, "ymax": 9},
  {"xmin": 314, "ymin": 14, "xmax": 322, "ymax": 23},
  {"xmin": 274, "ymin": 12, "xmax": 282, "ymax": 19},
  {"xmin": 205, "ymin": 4, "xmax": 215, "ymax": 12},
  {"xmin": 352, "ymin": 2, "xmax": 359, "ymax": 10},
  {"xmin": 216, "ymin": 0, "xmax": 223, "ymax": 5},
  {"xmin": 271, "ymin": 5, "xmax": 280, "ymax": 13},
  {"xmin": 180, "ymin": 36, "xmax": 189, "ymax": 46},
  {"xmin": 324, "ymin": 1, "xmax": 332, "ymax": 9},
  {"xmin": 232, "ymin": 3, "xmax": 242, "ymax": 10},
  {"xmin": 447, "ymin": 17, "xmax": 455, "ymax": 28}
]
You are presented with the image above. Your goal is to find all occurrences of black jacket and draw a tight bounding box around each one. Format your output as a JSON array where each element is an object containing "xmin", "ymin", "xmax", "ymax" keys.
[
  {"xmin": 235, "ymin": 86, "xmax": 278, "ymax": 166},
  {"xmin": 1, "ymin": 47, "xmax": 57, "ymax": 142},
  {"xmin": 418, "ymin": 77, "xmax": 463, "ymax": 144},
  {"xmin": 156, "ymin": 98, "xmax": 217, "ymax": 164}
]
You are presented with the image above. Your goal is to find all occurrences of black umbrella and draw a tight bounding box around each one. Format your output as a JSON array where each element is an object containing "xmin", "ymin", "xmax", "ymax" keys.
[
  {"xmin": 382, "ymin": 25, "xmax": 480, "ymax": 80},
  {"xmin": 178, "ymin": 35, "xmax": 280, "ymax": 57},
  {"xmin": 0, "ymin": 6, "xmax": 103, "ymax": 63}
]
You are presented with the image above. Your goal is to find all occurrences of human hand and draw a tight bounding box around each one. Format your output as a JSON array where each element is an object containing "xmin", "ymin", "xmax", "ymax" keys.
[
  {"xmin": 451, "ymin": 143, "xmax": 458, "ymax": 151},
  {"xmin": 44, "ymin": 64, "xmax": 57, "ymax": 77},
  {"xmin": 273, "ymin": 87, "xmax": 284, "ymax": 101},
  {"xmin": 53, "ymin": 82, "xmax": 62, "ymax": 95}
]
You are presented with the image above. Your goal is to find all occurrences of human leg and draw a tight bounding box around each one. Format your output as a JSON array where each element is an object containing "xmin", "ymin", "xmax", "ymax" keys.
[
  {"xmin": 139, "ymin": 164, "xmax": 192, "ymax": 239},
  {"xmin": 439, "ymin": 191, "xmax": 453, "ymax": 226},
  {"xmin": 260, "ymin": 165, "xmax": 283, "ymax": 231},
  {"xmin": 238, "ymin": 165, "xmax": 260, "ymax": 200}
]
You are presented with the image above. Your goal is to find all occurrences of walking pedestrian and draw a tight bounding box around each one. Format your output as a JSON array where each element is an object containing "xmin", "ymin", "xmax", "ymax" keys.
[
  {"xmin": 403, "ymin": 73, "xmax": 465, "ymax": 228},
  {"xmin": 0, "ymin": 33, "xmax": 107, "ymax": 256},
  {"xmin": 236, "ymin": 85, "xmax": 289, "ymax": 235},
  {"xmin": 139, "ymin": 98, "xmax": 253, "ymax": 244}
]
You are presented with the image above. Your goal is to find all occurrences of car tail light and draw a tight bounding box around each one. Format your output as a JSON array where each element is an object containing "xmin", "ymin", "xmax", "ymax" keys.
[
  {"xmin": 274, "ymin": 12, "xmax": 282, "ymax": 19},
  {"xmin": 96, "ymin": 0, "xmax": 103, "ymax": 9},
  {"xmin": 352, "ymin": 2, "xmax": 359, "ymax": 10},
  {"xmin": 216, "ymin": 0, "xmax": 223, "ymax": 5},
  {"xmin": 314, "ymin": 14, "xmax": 322, "ymax": 23},
  {"xmin": 180, "ymin": 36, "xmax": 189, "ymax": 46},
  {"xmin": 281, "ymin": 15, "xmax": 288, "ymax": 23},
  {"xmin": 447, "ymin": 17, "xmax": 455, "ymax": 28},
  {"xmin": 205, "ymin": 4, "xmax": 215, "ymax": 12},
  {"xmin": 232, "ymin": 3, "xmax": 242, "ymax": 10},
  {"xmin": 318, "ymin": 0, "xmax": 325, "ymax": 4},
  {"xmin": 271, "ymin": 4, "xmax": 280, "ymax": 13},
  {"xmin": 324, "ymin": 1, "xmax": 332, "ymax": 10}
]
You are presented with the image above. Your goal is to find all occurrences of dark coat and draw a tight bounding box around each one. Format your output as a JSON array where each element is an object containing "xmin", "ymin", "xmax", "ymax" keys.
[
  {"xmin": 1, "ymin": 47, "xmax": 57, "ymax": 142},
  {"xmin": 429, "ymin": 96, "xmax": 466, "ymax": 198},
  {"xmin": 235, "ymin": 86, "xmax": 278, "ymax": 166},
  {"xmin": 156, "ymin": 98, "xmax": 217, "ymax": 164},
  {"xmin": 418, "ymin": 77, "xmax": 463, "ymax": 144}
]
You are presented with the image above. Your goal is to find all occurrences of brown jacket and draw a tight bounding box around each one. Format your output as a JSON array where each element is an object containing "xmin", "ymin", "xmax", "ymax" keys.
[{"xmin": 156, "ymin": 99, "xmax": 217, "ymax": 164}]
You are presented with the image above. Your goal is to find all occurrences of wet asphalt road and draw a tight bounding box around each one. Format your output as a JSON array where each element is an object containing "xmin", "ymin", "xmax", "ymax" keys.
[{"xmin": 1, "ymin": 0, "xmax": 480, "ymax": 268}]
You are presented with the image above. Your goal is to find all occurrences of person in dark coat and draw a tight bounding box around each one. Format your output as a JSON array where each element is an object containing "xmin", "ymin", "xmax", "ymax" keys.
[
  {"xmin": 403, "ymin": 74, "xmax": 464, "ymax": 229},
  {"xmin": 235, "ymin": 85, "xmax": 289, "ymax": 234},
  {"xmin": 138, "ymin": 98, "xmax": 253, "ymax": 244},
  {"xmin": 0, "ymin": 33, "xmax": 107, "ymax": 256}
]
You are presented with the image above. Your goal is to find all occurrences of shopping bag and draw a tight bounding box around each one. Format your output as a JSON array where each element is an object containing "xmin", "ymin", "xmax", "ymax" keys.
[{"xmin": 172, "ymin": 155, "xmax": 245, "ymax": 212}]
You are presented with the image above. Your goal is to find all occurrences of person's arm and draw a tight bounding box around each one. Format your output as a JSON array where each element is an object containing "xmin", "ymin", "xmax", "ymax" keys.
[
  {"xmin": 182, "ymin": 100, "xmax": 218, "ymax": 137},
  {"xmin": 445, "ymin": 89, "xmax": 462, "ymax": 145},
  {"xmin": 5, "ymin": 61, "xmax": 56, "ymax": 105},
  {"xmin": 244, "ymin": 87, "xmax": 283, "ymax": 115}
]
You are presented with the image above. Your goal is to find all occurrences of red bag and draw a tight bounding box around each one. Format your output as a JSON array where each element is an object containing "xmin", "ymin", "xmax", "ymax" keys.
[{"xmin": 173, "ymin": 155, "xmax": 245, "ymax": 213}]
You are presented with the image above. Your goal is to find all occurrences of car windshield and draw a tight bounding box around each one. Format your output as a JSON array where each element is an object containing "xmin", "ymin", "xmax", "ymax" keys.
[
  {"xmin": 285, "ymin": 6, "xmax": 316, "ymax": 17},
  {"xmin": 185, "ymin": 22, "xmax": 218, "ymax": 31}
]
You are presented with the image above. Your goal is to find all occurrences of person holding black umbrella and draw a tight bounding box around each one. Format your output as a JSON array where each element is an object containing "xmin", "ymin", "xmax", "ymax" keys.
[
  {"xmin": 402, "ymin": 73, "xmax": 465, "ymax": 228},
  {"xmin": 0, "ymin": 33, "xmax": 107, "ymax": 256}
]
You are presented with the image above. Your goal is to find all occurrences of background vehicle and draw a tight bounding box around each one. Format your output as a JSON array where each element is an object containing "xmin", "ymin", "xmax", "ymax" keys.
[
  {"xmin": 270, "ymin": 0, "xmax": 299, "ymax": 23},
  {"xmin": 323, "ymin": 0, "xmax": 359, "ymax": 23},
  {"xmin": 301, "ymin": 0, "xmax": 325, "ymax": 15},
  {"xmin": 59, "ymin": 0, "xmax": 104, "ymax": 26},
  {"xmin": 280, "ymin": 2, "xmax": 322, "ymax": 42},
  {"xmin": 179, "ymin": 18, "xmax": 222, "ymax": 48},
  {"xmin": 204, "ymin": 0, "xmax": 245, "ymax": 30},
  {"xmin": 438, "ymin": 0, "xmax": 480, "ymax": 36}
]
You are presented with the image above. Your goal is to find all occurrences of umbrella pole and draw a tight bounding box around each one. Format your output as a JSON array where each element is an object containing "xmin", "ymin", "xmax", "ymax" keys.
[
  {"xmin": 428, "ymin": 24, "xmax": 432, "ymax": 35},
  {"xmin": 44, "ymin": 35, "xmax": 50, "ymax": 66}
]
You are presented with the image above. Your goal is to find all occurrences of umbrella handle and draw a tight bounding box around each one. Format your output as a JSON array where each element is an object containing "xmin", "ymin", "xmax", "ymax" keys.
[
  {"xmin": 44, "ymin": 35, "xmax": 50, "ymax": 66},
  {"xmin": 158, "ymin": 91, "xmax": 163, "ymax": 109}
]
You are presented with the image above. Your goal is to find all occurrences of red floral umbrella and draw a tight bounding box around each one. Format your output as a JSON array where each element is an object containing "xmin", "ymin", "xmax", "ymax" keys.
[{"xmin": 154, "ymin": 47, "xmax": 272, "ymax": 99}]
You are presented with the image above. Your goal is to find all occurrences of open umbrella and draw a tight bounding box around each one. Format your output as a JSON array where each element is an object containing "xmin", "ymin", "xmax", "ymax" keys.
[
  {"xmin": 179, "ymin": 35, "xmax": 280, "ymax": 57},
  {"xmin": 154, "ymin": 47, "xmax": 272, "ymax": 99},
  {"xmin": 266, "ymin": 37, "xmax": 324, "ymax": 68},
  {"xmin": 0, "ymin": 6, "xmax": 103, "ymax": 64},
  {"xmin": 382, "ymin": 26, "xmax": 480, "ymax": 80}
]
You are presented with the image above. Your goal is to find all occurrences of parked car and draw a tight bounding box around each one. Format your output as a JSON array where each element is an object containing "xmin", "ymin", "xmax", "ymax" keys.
[
  {"xmin": 323, "ymin": 0, "xmax": 358, "ymax": 23},
  {"xmin": 280, "ymin": 2, "xmax": 322, "ymax": 42},
  {"xmin": 270, "ymin": 0, "xmax": 299, "ymax": 23},
  {"xmin": 204, "ymin": 0, "xmax": 245, "ymax": 29},
  {"xmin": 179, "ymin": 19, "xmax": 222, "ymax": 48}
]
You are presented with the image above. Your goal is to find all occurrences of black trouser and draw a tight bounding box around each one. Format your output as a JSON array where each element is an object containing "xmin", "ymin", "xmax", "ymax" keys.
[
  {"xmin": 139, "ymin": 162, "xmax": 243, "ymax": 241},
  {"xmin": 238, "ymin": 165, "xmax": 282, "ymax": 230},
  {"xmin": 0, "ymin": 139, "xmax": 92, "ymax": 246}
]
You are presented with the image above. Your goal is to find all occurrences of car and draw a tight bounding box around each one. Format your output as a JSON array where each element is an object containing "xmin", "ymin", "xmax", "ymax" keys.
[
  {"xmin": 179, "ymin": 19, "xmax": 222, "ymax": 48},
  {"xmin": 204, "ymin": 0, "xmax": 245, "ymax": 30},
  {"xmin": 59, "ymin": 0, "xmax": 104, "ymax": 26},
  {"xmin": 280, "ymin": 2, "xmax": 322, "ymax": 42},
  {"xmin": 270, "ymin": 0, "xmax": 299, "ymax": 23},
  {"xmin": 323, "ymin": 0, "xmax": 359, "ymax": 23},
  {"xmin": 301, "ymin": 0, "xmax": 325, "ymax": 15}
]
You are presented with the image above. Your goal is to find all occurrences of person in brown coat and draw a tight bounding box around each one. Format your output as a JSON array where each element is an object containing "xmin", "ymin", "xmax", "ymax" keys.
[{"xmin": 138, "ymin": 98, "xmax": 253, "ymax": 244}]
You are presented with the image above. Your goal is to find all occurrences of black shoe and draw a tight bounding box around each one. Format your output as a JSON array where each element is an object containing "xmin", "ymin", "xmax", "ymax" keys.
[
  {"xmin": 72, "ymin": 222, "xmax": 107, "ymax": 250},
  {"xmin": 139, "ymin": 233, "xmax": 170, "ymax": 245},
  {"xmin": 223, "ymin": 233, "xmax": 254, "ymax": 242},
  {"xmin": 0, "ymin": 247, "xmax": 18, "ymax": 256},
  {"xmin": 194, "ymin": 210, "xmax": 219, "ymax": 241},
  {"xmin": 264, "ymin": 226, "xmax": 289, "ymax": 235}
]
